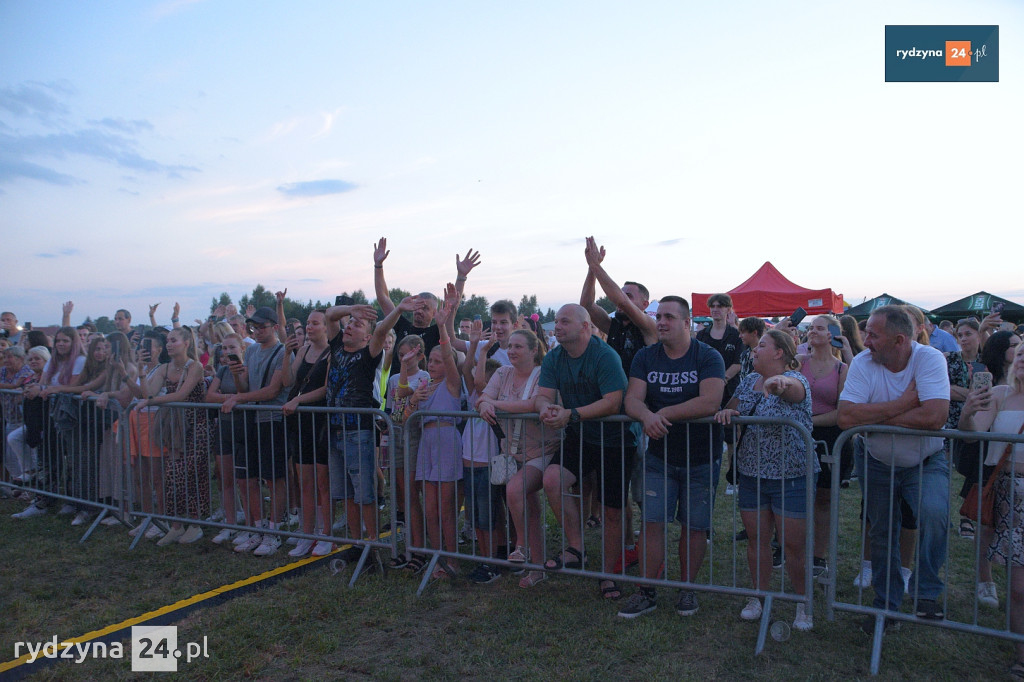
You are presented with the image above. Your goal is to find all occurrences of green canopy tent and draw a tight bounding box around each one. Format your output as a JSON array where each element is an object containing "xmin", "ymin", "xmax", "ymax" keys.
[
  {"xmin": 844, "ymin": 294, "xmax": 927, "ymax": 320},
  {"xmin": 929, "ymin": 291, "xmax": 1024, "ymax": 323}
]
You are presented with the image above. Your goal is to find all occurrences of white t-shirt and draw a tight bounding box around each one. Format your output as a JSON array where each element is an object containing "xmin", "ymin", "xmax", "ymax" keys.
[
  {"xmin": 839, "ymin": 341, "xmax": 949, "ymax": 467},
  {"xmin": 475, "ymin": 343, "xmax": 510, "ymax": 367},
  {"xmin": 42, "ymin": 356, "xmax": 86, "ymax": 387}
]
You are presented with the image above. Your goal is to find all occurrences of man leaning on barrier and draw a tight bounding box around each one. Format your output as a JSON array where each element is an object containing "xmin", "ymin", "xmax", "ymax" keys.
[
  {"xmin": 619, "ymin": 296, "xmax": 725, "ymax": 619},
  {"xmin": 837, "ymin": 305, "xmax": 951, "ymax": 625},
  {"xmin": 535, "ymin": 304, "xmax": 637, "ymax": 600}
]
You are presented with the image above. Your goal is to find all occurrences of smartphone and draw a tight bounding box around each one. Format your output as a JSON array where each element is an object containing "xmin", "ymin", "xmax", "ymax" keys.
[
  {"xmin": 109, "ymin": 337, "xmax": 121, "ymax": 358},
  {"xmin": 335, "ymin": 295, "xmax": 355, "ymax": 306},
  {"xmin": 286, "ymin": 323, "xmax": 295, "ymax": 337},
  {"xmin": 473, "ymin": 314, "xmax": 482, "ymax": 321},
  {"xmin": 992, "ymin": 301, "xmax": 1005, "ymax": 316},
  {"xmin": 227, "ymin": 353, "xmax": 242, "ymax": 365},
  {"xmin": 828, "ymin": 323, "xmax": 843, "ymax": 349},
  {"xmin": 25, "ymin": 322, "xmax": 32, "ymax": 331},
  {"xmin": 141, "ymin": 338, "xmax": 152, "ymax": 357},
  {"xmin": 971, "ymin": 371, "xmax": 993, "ymax": 392},
  {"xmin": 789, "ymin": 307, "xmax": 807, "ymax": 327},
  {"xmin": 489, "ymin": 421, "xmax": 506, "ymax": 441}
]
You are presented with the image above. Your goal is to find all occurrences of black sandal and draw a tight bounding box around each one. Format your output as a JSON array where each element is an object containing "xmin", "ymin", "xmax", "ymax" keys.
[
  {"xmin": 959, "ymin": 517, "xmax": 975, "ymax": 538},
  {"xmin": 585, "ymin": 515, "xmax": 602, "ymax": 529},
  {"xmin": 544, "ymin": 546, "xmax": 584, "ymax": 571},
  {"xmin": 405, "ymin": 555, "xmax": 428, "ymax": 574},
  {"xmin": 599, "ymin": 579, "xmax": 622, "ymax": 600},
  {"xmin": 388, "ymin": 555, "xmax": 410, "ymax": 570},
  {"xmin": 1010, "ymin": 661, "xmax": 1024, "ymax": 680}
]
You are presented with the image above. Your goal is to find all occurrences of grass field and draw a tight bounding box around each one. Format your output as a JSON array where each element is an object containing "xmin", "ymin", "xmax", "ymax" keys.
[{"xmin": 0, "ymin": 480, "xmax": 1016, "ymax": 681}]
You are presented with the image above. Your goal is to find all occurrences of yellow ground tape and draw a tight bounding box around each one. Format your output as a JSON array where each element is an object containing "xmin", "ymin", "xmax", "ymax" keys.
[{"xmin": 0, "ymin": 533, "xmax": 390, "ymax": 675}]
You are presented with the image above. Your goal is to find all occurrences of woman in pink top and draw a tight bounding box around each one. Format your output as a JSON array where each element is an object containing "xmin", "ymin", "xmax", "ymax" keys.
[{"xmin": 796, "ymin": 314, "xmax": 848, "ymax": 579}]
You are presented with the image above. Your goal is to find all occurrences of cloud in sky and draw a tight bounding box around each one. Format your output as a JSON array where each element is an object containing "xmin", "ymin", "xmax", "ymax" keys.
[
  {"xmin": 277, "ymin": 179, "xmax": 357, "ymax": 198},
  {"xmin": 35, "ymin": 247, "xmax": 81, "ymax": 259},
  {"xmin": 92, "ymin": 117, "xmax": 155, "ymax": 134},
  {"xmin": 654, "ymin": 238, "xmax": 684, "ymax": 246},
  {"xmin": 0, "ymin": 81, "xmax": 73, "ymax": 123}
]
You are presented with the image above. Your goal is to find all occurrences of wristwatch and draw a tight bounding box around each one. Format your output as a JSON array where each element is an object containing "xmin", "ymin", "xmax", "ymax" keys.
[{"xmin": 569, "ymin": 408, "xmax": 581, "ymax": 424}]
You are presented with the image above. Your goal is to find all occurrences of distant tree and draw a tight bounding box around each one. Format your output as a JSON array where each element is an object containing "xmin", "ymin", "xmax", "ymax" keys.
[
  {"xmin": 238, "ymin": 284, "xmax": 275, "ymax": 313},
  {"xmin": 517, "ymin": 294, "xmax": 539, "ymax": 317},
  {"xmin": 595, "ymin": 296, "xmax": 616, "ymax": 314},
  {"xmin": 94, "ymin": 316, "xmax": 115, "ymax": 333},
  {"xmin": 210, "ymin": 292, "xmax": 233, "ymax": 314},
  {"xmin": 542, "ymin": 308, "xmax": 556, "ymax": 323},
  {"xmin": 458, "ymin": 294, "xmax": 490, "ymax": 322}
]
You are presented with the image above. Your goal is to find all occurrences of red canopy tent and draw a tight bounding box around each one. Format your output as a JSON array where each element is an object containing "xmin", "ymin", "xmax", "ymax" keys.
[{"xmin": 691, "ymin": 262, "xmax": 844, "ymax": 318}]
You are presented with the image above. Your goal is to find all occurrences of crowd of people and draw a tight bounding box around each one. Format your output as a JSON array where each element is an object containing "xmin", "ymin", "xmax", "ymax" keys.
[{"xmin": 2, "ymin": 242, "xmax": 1024, "ymax": 671}]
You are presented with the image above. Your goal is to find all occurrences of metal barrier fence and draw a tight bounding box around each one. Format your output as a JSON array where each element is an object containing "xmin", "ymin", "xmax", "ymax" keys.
[
  {"xmin": 1, "ymin": 391, "xmax": 397, "ymax": 586},
  {"xmin": 827, "ymin": 425, "xmax": 1024, "ymax": 675},
  {"xmin": 399, "ymin": 410, "xmax": 818, "ymax": 653}
]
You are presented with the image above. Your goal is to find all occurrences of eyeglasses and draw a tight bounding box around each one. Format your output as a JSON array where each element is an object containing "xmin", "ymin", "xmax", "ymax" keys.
[{"xmin": 247, "ymin": 323, "xmax": 273, "ymax": 333}]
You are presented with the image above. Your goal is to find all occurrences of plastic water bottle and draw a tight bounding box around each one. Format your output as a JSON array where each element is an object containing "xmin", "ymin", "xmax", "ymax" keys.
[{"xmin": 770, "ymin": 620, "xmax": 791, "ymax": 642}]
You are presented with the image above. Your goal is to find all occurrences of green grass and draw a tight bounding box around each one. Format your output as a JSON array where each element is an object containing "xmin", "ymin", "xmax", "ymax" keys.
[{"xmin": 0, "ymin": 480, "xmax": 1016, "ymax": 681}]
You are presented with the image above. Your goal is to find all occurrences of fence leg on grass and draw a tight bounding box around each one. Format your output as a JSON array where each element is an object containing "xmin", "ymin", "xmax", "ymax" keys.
[
  {"xmin": 78, "ymin": 511, "xmax": 105, "ymax": 544},
  {"xmin": 868, "ymin": 614, "xmax": 885, "ymax": 675},
  {"xmin": 349, "ymin": 545, "xmax": 382, "ymax": 588},
  {"xmin": 755, "ymin": 593, "xmax": 776, "ymax": 655},
  {"xmin": 416, "ymin": 554, "xmax": 441, "ymax": 596}
]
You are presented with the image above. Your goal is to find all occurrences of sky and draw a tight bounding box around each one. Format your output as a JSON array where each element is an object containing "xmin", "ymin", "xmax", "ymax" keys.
[{"xmin": 1, "ymin": 0, "xmax": 1021, "ymax": 327}]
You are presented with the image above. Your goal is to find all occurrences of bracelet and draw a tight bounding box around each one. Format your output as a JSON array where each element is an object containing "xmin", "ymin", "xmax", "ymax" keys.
[
  {"xmin": 398, "ymin": 382, "xmax": 409, "ymax": 389},
  {"xmin": 171, "ymin": 317, "xmax": 179, "ymax": 323},
  {"xmin": 439, "ymin": 339, "xmax": 449, "ymax": 346},
  {"xmin": 374, "ymin": 265, "xmax": 383, "ymax": 269},
  {"xmin": 456, "ymin": 276, "xmax": 467, "ymax": 282}
]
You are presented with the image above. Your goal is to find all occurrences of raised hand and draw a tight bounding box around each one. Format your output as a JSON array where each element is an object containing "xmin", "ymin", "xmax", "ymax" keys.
[
  {"xmin": 397, "ymin": 295, "xmax": 422, "ymax": 313},
  {"xmin": 347, "ymin": 304, "xmax": 378, "ymax": 323},
  {"xmin": 149, "ymin": 302, "xmax": 160, "ymax": 316},
  {"xmin": 63, "ymin": 300, "xmax": 74, "ymax": 315},
  {"xmin": 373, "ymin": 237, "xmax": 390, "ymax": 266},
  {"xmin": 584, "ymin": 236, "xmax": 606, "ymax": 268},
  {"xmin": 455, "ymin": 249, "xmax": 481, "ymax": 278},
  {"xmin": 275, "ymin": 289, "xmax": 287, "ymax": 304}
]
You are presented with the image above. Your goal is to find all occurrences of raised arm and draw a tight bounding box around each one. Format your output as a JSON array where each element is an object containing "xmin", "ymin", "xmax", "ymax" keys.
[
  {"xmin": 61, "ymin": 300, "xmax": 73, "ymax": 328},
  {"xmin": 580, "ymin": 238, "xmax": 611, "ymax": 334},
  {"xmin": 370, "ymin": 295, "xmax": 420, "ymax": 357},
  {"xmin": 373, "ymin": 237, "xmax": 395, "ymax": 316},
  {"xmin": 586, "ymin": 237, "xmax": 657, "ymax": 344},
  {"xmin": 275, "ymin": 289, "xmax": 288, "ymax": 344},
  {"xmin": 435, "ymin": 283, "xmax": 463, "ymax": 397},
  {"xmin": 148, "ymin": 302, "xmax": 160, "ymax": 328}
]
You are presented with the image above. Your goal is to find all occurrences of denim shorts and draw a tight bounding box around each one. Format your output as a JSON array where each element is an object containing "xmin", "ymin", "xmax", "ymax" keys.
[
  {"xmin": 737, "ymin": 472, "xmax": 811, "ymax": 519},
  {"xmin": 463, "ymin": 465, "xmax": 501, "ymax": 531},
  {"xmin": 329, "ymin": 429, "xmax": 376, "ymax": 504},
  {"xmin": 642, "ymin": 457, "xmax": 720, "ymax": 531}
]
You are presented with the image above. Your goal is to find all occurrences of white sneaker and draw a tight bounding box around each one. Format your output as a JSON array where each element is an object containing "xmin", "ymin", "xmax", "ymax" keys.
[
  {"xmin": 740, "ymin": 597, "xmax": 762, "ymax": 621},
  {"xmin": 211, "ymin": 528, "xmax": 236, "ymax": 545},
  {"xmin": 12, "ymin": 503, "xmax": 47, "ymax": 519},
  {"xmin": 232, "ymin": 531, "xmax": 254, "ymax": 546},
  {"xmin": 725, "ymin": 484, "xmax": 737, "ymax": 496},
  {"xmin": 901, "ymin": 567, "xmax": 912, "ymax": 599},
  {"xmin": 977, "ymin": 581, "xmax": 998, "ymax": 609},
  {"xmin": 71, "ymin": 511, "xmax": 91, "ymax": 526},
  {"xmin": 253, "ymin": 533, "xmax": 281, "ymax": 556},
  {"xmin": 853, "ymin": 561, "xmax": 872, "ymax": 588},
  {"xmin": 57, "ymin": 504, "xmax": 76, "ymax": 516},
  {"xmin": 793, "ymin": 602, "xmax": 813, "ymax": 631},
  {"xmin": 100, "ymin": 515, "xmax": 121, "ymax": 526},
  {"xmin": 206, "ymin": 509, "xmax": 226, "ymax": 522},
  {"xmin": 289, "ymin": 538, "xmax": 315, "ymax": 558},
  {"xmin": 312, "ymin": 540, "xmax": 335, "ymax": 556},
  {"xmin": 178, "ymin": 525, "xmax": 204, "ymax": 544},
  {"xmin": 156, "ymin": 525, "xmax": 186, "ymax": 546},
  {"xmin": 144, "ymin": 525, "xmax": 165, "ymax": 540},
  {"xmin": 234, "ymin": 533, "xmax": 263, "ymax": 553},
  {"xmin": 236, "ymin": 510, "xmax": 247, "ymax": 523},
  {"xmin": 331, "ymin": 514, "xmax": 347, "ymax": 534},
  {"xmin": 284, "ymin": 510, "xmax": 300, "ymax": 528}
]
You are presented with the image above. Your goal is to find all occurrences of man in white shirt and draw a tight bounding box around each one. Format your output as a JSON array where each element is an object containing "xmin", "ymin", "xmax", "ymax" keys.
[{"xmin": 838, "ymin": 305, "xmax": 950, "ymax": 621}]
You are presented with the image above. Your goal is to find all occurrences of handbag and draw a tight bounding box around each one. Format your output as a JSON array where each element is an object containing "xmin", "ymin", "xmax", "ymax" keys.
[
  {"xmin": 959, "ymin": 421, "xmax": 1024, "ymax": 526},
  {"xmin": 489, "ymin": 368, "xmax": 539, "ymax": 485}
]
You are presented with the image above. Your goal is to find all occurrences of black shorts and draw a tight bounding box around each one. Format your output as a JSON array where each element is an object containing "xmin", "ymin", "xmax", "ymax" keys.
[
  {"xmin": 286, "ymin": 411, "xmax": 329, "ymax": 466},
  {"xmin": 813, "ymin": 425, "xmax": 842, "ymax": 490},
  {"xmin": 550, "ymin": 431, "xmax": 635, "ymax": 509},
  {"xmin": 235, "ymin": 419, "xmax": 287, "ymax": 481}
]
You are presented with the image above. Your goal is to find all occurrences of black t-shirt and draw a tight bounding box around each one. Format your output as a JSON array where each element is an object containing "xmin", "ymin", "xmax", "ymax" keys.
[
  {"xmin": 606, "ymin": 314, "xmax": 649, "ymax": 375},
  {"xmin": 390, "ymin": 316, "xmax": 441, "ymax": 374},
  {"xmin": 327, "ymin": 331, "xmax": 382, "ymax": 430},
  {"xmin": 288, "ymin": 348, "xmax": 329, "ymax": 405},
  {"xmin": 696, "ymin": 325, "xmax": 742, "ymax": 405},
  {"xmin": 629, "ymin": 340, "xmax": 725, "ymax": 467}
]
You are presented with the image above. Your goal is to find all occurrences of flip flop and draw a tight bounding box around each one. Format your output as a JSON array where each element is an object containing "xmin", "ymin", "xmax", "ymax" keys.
[{"xmin": 585, "ymin": 515, "xmax": 602, "ymax": 529}]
